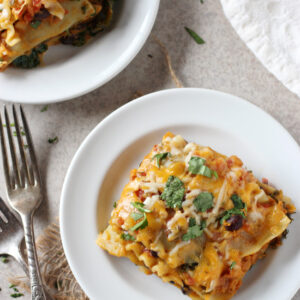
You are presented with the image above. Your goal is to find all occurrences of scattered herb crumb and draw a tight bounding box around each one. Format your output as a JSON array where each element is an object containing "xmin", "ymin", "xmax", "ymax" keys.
[
  {"xmin": 0, "ymin": 255, "xmax": 8, "ymax": 263},
  {"xmin": 113, "ymin": 202, "xmax": 117, "ymax": 208},
  {"xmin": 40, "ymin": 105, "xmax": 48, "ymax": 112},
  {"xmin": 230, "ymin": 261, "xmax": 236, "ymax": 270},
  {"xmin": 184, "ymin": 27, "xmax": 205, "ymax": 44},
  {"xmin": 48, "ymin": 136, "xmax": 58, "ymax": 144},
  {"xmin": 200, "ymin": 0, "xmax": 204, "ymax": 3},
  {"xmin": 10, "ymin": 293, "xmax": 24, "ymax": 298},
  {"xmin": 9, "ymin": 284, "xmax": 16, "ymax": 289}
]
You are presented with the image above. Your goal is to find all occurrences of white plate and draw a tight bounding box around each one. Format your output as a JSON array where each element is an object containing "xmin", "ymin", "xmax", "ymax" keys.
[
  {"xmin": 0, "ymin": 0, "xmax": 160, "ymax": 104},
  {"xmin": 60, "ymin": 88, "xmax": 300, "ymax": 300}
]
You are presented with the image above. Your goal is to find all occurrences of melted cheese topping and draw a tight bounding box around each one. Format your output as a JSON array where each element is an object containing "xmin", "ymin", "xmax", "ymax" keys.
[{"xmin": 97, "ymin": 132, "xmax": 294, "ymax": 300}]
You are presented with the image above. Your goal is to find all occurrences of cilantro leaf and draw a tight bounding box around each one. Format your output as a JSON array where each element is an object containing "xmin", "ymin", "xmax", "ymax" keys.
[
  {"xmin": 182, "ymin": 225, "xmax": 204, "ymax": 241},
  {"xmin": 161, "ymin": 176, "xmax": 185, "ymax": 209},
  {"xmin": 131, "ymin": 202, "xmax": 151, "ymax": 213},
  {"xmin": 188, "ymin": 156, "xmax": 206, "ymax": 174},
  {"xmin": 184, "ymin": 27, "xmax": 205, "ymax": 44},
  {"xmin": 130, "ymin": 213, "xmax": 148, "ymax": 231},
  {"xmin": 30, "ymin": 20, "xmax": 41, "ymax": 29},
  {"xmin": 152, "ymin": 152, "xmax": 170, "ymax": 167},
  {"xmin": 182, "ymin": 217, "xmax": 206, "ymax": 241},
  {"xmin": 121, "ymin": 233, "xmax": 135, "ymax": 241},
  {"xmin": 131, "ymin": 212, "xmax": 144, "ymax": 221},
  {"xmin": 231, "ymin": 194, "xmax": 245, "ymax": 209},
  {"xmin": 188, "ymin": 157, "xmax": 213, "ymax": 178},
  {"xmin": 220, "ymin": 208, "xmax": 245, "ymax": 225},
  {"xmin": 188, "ymin": 217, "xmax": 196, "ymax": 227},
  {"xmin": 212, "ymin": 170, "xmax": 219, "ymax": 179},
  {"xmin": 230, "ymin": 261, "xmax": 236, "ymax": 270},
  {"xmin": 193, "ymin": 192, "xmax": 214, "ymax": 212}
]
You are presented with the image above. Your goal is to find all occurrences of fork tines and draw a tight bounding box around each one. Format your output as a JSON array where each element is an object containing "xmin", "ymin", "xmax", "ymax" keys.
[{"xmin": 0, "ymin": 105, "xmax": 40, "ymax": 190}]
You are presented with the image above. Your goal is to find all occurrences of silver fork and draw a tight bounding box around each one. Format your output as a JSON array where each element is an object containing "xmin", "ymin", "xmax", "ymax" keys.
[
  {"xmin": 0, "ymin": 197, "xmax": 28, "ymax": 275},
  {"xmin": 0, "ymin": 105, "xmax": 46, "ymax": 300}
]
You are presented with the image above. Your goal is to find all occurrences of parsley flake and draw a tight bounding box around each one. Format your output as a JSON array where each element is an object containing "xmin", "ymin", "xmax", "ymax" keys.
[
  {"xmin": 10, "ymin": 293, "xmax": 24, "ymax": 298},
  {"xmin": 188, "ymin": 157, "xmax": 214, "ymax": 178},
  {"xmin": 230, "ymin": 194, "xmax": 245, "ymax": 209},
  {"xmin": 40, "ymin": 105, "xmax": 48, "ymax": 112},
  {"xmin": 30, "ymin": 20, "xmax": 41, "ymax": 29},
  {"xmin": 130, "ymin": 213, "xmax": 148, "ymax": 231},
  {"xmin": 120, "ymin": 233, "xmax": 135, "ymax": 241},
  {"xmin": 220, "ymin": 208, "xmax": 245, "ymax": 225},
  {"xmin": 152, "ymin": 152, "xmax": 170, "ymax": 167},
  {"xmin": 185, "ymin": 27, "xmax": 205, "ymax": 44},
  {"xmin": 131, "ymin": 212, "xmax": 144, "ymax": 221},
  {"xmin": 188, "ymin": 156, "xmax": 206, "ymax": 174},
  {"xmin": 230, "ymin": 261, "xmax": 236, "ymax": 270},
  {"xmin": 48, "ymin": 136, "xmax": 58, "ymax": 144},
  {"xmin": 113, "ymin": 202, "xmax": 117, "ymax": 208},
  {"xmin": 161, "ymin": 176, "xmax": 185, "ymax": 209},
  {"xmin": 193, "ymin": 192, "xmax": 214, "ymax": 212},
  {"xmin": 182, "ymin": 219, "xmax": 206, "ymax": 241},
  {"xmin": 131, "ymin": 202, "xmax": 151, "ymax": 213}
]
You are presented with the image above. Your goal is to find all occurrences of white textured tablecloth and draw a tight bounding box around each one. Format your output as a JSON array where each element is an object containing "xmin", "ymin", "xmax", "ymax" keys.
[{"xmin": 220, "ymin": 0, "xmax": 300, "ymax": 98}]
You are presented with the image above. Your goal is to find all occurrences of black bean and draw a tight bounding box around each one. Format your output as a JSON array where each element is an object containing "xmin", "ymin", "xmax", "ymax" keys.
[
  {"xmin": 150, "ymin": 250, "xmax": 158, "ymax": 258},
  {"xmin": 225, "ymin": 215, "xmax": 243, "ymax": 231}
]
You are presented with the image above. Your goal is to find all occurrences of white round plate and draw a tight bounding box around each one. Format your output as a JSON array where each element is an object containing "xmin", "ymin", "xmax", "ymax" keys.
[
  {"xmin": 0, "ymin": 0, "xmax": 160, "ymax": 104},
  {"xmin": 60, "ymin": 88, "xmax": 300, "ymax": 300}
]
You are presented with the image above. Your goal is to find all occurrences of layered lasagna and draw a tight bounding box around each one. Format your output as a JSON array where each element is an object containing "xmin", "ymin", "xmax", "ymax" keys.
[
  {"xmin": 97, "ymin": 132, "xmax": 295, "ymax": 300},
  {"xmin": 0, "ymin": 0, "xmax": 113, "ymax": 70}
]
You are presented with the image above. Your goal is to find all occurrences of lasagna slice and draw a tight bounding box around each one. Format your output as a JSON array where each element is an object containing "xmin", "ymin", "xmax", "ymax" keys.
[
  {"xmin": 97, "ymin": 132, "xmax": 295, "ymax": 300},
  {"xmin": 0, "ymin": 0, "xmax": 113, "ymax": 71}
]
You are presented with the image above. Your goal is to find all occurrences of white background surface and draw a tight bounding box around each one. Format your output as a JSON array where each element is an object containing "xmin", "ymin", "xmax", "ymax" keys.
[{"xmin": 0, "ymin": 0, "xmax": 299, "ymax": 299}]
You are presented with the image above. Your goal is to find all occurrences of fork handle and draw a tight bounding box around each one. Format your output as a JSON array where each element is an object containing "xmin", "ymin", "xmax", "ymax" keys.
[{"xmin": 21, "ymin": 213, "xmax": 46, "ymax": 300}]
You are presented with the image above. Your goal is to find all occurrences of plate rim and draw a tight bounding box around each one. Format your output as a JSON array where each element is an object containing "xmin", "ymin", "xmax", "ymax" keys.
[
  {"xmin": 0, "ymin": 0, "xmax": 160, "ymax": 104},
  {"xmin": 60, "ymin": 87, "xmax": 300, "ymax": 299}
]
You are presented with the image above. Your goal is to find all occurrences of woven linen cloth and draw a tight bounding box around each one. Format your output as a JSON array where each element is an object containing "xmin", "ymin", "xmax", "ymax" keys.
[{"xmin": 220, "ymin": 0, "xmax": 300, "ymax": 98}]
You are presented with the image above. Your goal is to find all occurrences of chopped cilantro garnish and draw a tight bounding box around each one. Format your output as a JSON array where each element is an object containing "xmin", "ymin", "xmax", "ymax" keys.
[
  {"xmin": 131, "ymin": 212, "xmax": 144, "ymax": 221},
  {"xmin": 161, "ymin": 176, "xmax": 185, "ymax": 209},
  {"xmin": 1, "ymin": 255, "xmax": 8, "ymax": 263},
  {"xmin": 10, "ymin": 293, "xmax": 24, "ymax": 298},
  {"xmin": 188, "ymin": 157, "xmax": 213, "ymax": 178},
  {"xmin": 48, "ymin": 136, "xmax": 58, "ymax": 144},
  {"xmin": 212, "ymin": 170, "xmax": 219, "ymax": 179},
  {"xmin": 230, "ymin": 261, "xmax": 236, "ymax": 270},
  {"xmin": 130, "ymin": 213, "xmax": 148, "ymax": 231},
  {"xmin": 40, "ymin": 105, "xmax": 48, "ymax": 112},
  {"xmin": 193, "ymin": 192, "xmax": 214, "ymax": 212},
  {"xmin": 188, "ymin": 217, "xmax": 196, "ymax": 227},
  {"xmin": 113, "ymin": 202, "xmax": 117, "ymax": 208},
  {"xmin": 30, "ymin": 20, "xmax": 41, "ymax": 29},
  {"xmin": 120, "ymin": 233, "xmax": 135, "ymax": 241},
  {"xmin": 231, "ymin": 194, "xmax": 245, "ymax": 209},
  {"xmin": 131, "ymin": 202, "xmax": 151, "ymax": 213},
  {"xmin": 188, "ymin": 156, "xmax": 206, "ymax": 174},
  {"xmin": 220, "ymin": 208, "xmax": 245, "ymax": 225},
  {"xmin": 9, "ymin": 284, "xmax": 16, "ymax": 289},
  {"xmin": 152, "ymin": 152, "xmax": 170, "ymax": 167},
  {"xmin": 182, "ymin": 217, "xmax": 206, "ymax": 241},
  {"xmin": 184, "ymin": 27, "xmax": 205, "ymax": 44}
]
